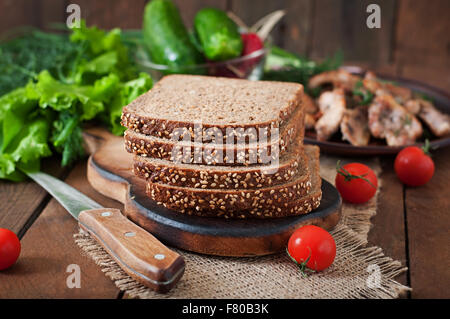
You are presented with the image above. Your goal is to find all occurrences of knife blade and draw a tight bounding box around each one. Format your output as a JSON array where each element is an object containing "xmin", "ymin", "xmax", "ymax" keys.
[{"xmin": 26, "ymin": 171, "xmax": 185, "ymax": 293}]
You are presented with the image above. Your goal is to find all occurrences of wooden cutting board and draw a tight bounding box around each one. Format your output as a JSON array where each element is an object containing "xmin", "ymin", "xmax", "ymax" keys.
[{"xmin": 83, "ymin": 128, "xmax": 342, "ymax": 257}]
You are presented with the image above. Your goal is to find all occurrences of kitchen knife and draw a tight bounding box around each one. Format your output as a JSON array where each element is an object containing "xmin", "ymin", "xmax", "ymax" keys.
[{"xmin": 26, "ymin": 171, "xmax": 185, "ymax": 293}]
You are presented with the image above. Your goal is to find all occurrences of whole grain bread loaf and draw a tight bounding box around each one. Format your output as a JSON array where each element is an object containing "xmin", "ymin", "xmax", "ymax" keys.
[
  {"xmin": 124, "ymin": 105, "xmax": 305, "ymax": 166},
  {"xmin": 133, "ymin": 143, "xmax": 306, "ymax": 189},
  {"xmin": 121, "ymin": 75, "xmax": 304, "ymax": 141},
  {"xmin": 146, "ymin": 145, "xmax": 322, "ymax": 219}
]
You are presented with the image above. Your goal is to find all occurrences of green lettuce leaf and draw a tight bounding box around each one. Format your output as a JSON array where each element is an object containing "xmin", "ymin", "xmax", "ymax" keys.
[
  {"xmin": 0, "ymin": 87, "xmax": 38, "ymax": 152},
  {"xmin": 72, "ymin": 51, "xmax": 118, "ymax": 84},
  {"xmin": 29, "ymin": 70, "xmax": 121, "ymax": 121},
  {"xmin": 0, "ymin": 117, "xmax": 52, "ymax": 181},
  {"xmin": 106, "ymin": 72, "xmax": 152, "ymax": 135},
  {"xmin": 0, "ymin": 21, "xmax": 152, "ymax": 181},
  {"xmin": 70, "ymin": 21, "xmax": 136, "ymax": 82}
]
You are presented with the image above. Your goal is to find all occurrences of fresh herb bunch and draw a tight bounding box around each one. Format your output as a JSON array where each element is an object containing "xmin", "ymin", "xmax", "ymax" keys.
[
  {"xmin": 0, "ymin": 21, "xmax": 152, "ymax": 181},
  {"xmin": 263, "ymin": 45, "xmax": 343, "ymax": 96},
  {"xmin": 0, "ymin": 30, "xmax": 79, "ymax": 95}
]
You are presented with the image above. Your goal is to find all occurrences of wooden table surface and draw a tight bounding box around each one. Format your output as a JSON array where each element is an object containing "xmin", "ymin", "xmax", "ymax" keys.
[
  {"xmin": 0, "ymin": 144, "xmax": 448, "ymax": 299},
  {"xmin": 0, "ymin": 0, "xmax": 448, "ymax": 300}
]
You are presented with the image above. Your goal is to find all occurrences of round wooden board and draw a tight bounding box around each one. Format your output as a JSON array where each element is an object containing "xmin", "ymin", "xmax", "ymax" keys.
[{"xmin": 84, "ymin": 129, "xmax": 342, "ymax": 257}]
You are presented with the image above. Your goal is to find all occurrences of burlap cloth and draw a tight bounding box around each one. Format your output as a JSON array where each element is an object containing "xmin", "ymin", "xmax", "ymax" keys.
[{"xmin": 74, "ymin": 154, "xmax": 411, "ymax": 299}]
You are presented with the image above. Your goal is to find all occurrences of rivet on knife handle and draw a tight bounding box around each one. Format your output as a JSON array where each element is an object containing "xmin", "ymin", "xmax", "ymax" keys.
[{"xmin": 78, "ymin": 208, "xmax": 185, "ymax": 293}]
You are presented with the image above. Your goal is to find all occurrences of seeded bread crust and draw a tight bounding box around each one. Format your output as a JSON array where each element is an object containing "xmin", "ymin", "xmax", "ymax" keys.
[
  {"xmin": 121, "ymin": 75, "xmax": 304, "ymax": 140},
  {"xmin": 133, "ymin": 145, "xmax": 307, "ymax": 189},
  {"xmin": 146, "ymin": 145, "xmax": 322, "ymax": 219},
  {"xmin": 124, "ymin": 108, "xmax": 305, "ymax": 166}
]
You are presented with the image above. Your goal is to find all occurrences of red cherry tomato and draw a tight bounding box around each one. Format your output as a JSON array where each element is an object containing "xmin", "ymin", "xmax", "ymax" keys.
[
  {"xmin": 0, "ymin": 228, "xmax": 21, "ymax": 271},
  {"xmin": 394, "ymin": 146, "xmax": 434, "ymax": 186},
  {"xmin": 287, "ymin": 225, "xmax": 336, "ymax": 272},
  {"xmin": 335, "ymin": 162, "xmax": 378, "ymax": 204}
]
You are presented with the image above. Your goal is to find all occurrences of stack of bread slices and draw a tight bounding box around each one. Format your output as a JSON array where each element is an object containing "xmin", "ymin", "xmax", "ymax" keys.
[{"xmin": 121, "ymin": 75, "xmax": 322, "ymax": 219}]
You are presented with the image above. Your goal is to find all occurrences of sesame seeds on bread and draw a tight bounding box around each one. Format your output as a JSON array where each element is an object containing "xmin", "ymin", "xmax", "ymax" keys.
[
  {"xmin": 124, "ymin": 104, "xmax": 305, "ymax": 166},
  {"xmin": 133, "ymin": 143, "xmax": 307, "ymax": 189},
  {"xmin": 146, "ymin": 145, "xmax": 322, "ymax": 219},
  {"xmin": 121, "ymin": 75, "xmax": 321, "ymax": 219},
  {"xmin": 121, "ymin": 75, "xmax": 304, "ymax": 140}
]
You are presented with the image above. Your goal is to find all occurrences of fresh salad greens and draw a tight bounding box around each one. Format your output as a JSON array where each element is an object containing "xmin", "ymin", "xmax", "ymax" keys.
[
  {"xmin": 0, "ymin": 21, "xmax": 152, "ymax": 181},
  {"xmin": 0, "ymin": 30, "xmax": 76, "ymax": 96}
]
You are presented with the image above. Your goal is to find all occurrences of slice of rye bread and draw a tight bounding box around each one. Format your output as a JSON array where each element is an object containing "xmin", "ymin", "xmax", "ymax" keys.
[
  {"xmin": 124, "ymin": 106, "xmax": 305, "ymax": 166},
  {"xmin": 133, "ymin": 143, "xmax": 308, "ymax": 190},
  {"xmin": 121, "ymin": 74, "xmax": 304, "ymax": 141},
  {"xmin": 146, "ymin": 145, "xmax": 322, "ymax": 219}
]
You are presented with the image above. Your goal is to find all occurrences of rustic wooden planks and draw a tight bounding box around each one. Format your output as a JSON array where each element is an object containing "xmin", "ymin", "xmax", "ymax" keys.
[
  {"xmin": 280, "ymin": 0, "xmax": 314, "ymax": 56},
  {"xmin": 0, "ymin": 162, "xmax": 122, "ymax": 298},
  {"xmin": 0, "ymin": 0, "xmax": 40, "ymax": 36},
  {"xmin": 38, "ymin": 0, "xmax": 67, "ymax": 31},
  {"xmin": 367, "ymin": 158, "xmax": 409, "ymax": 294},
  {"xmin": 309, "ymin": 0, "xmax": 397, "ymax": 65},
  {"xmin": 0, "ymin": 157, "xmax": 67, "ymax": 238},
  {"xmin": 395, "ymin": 0, "xmax": 450, "ymax": 91},
  {"xmin": 395, "ymin": 0, "xmax": 450, "ymax": 69},
  {"xmin": 404, "ymin": 147, "xmax": 450, "ymax": 299},
  {"xmin": 74, "ymin": 0, "xmax": 147, "ymax": 29}
]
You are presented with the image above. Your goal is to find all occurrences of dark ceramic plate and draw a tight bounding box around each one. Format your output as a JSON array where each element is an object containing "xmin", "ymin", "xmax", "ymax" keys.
[{"xmin": 304, "ymin": 66, "xmax": 450, "ymax": 156}]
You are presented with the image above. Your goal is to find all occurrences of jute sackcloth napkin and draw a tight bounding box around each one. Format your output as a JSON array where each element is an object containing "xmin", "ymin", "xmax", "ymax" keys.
[{"xmin": 74, "ymin": 154, "xmax": 411, "ymax": 299}]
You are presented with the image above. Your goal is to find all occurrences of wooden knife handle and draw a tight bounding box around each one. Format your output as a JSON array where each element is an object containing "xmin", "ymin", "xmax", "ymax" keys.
[{"xmin": 78, "ymin": 208, "xmax": 185, "ymax": 293}]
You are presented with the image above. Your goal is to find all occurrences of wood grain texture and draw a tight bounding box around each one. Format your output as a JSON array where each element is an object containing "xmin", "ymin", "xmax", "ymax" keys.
[
  {"xmin": 310, "ymin": 0, "xmax": 396, "ymax": 65},
  {"xmin": 79, "ymin": 208, "xmax": 185, "ymax": 293},
  {"xmin": 368, "ymin": 157, "xmax": 408, "ymax": 295},
  {"xmin": 0, "ymin": 157, "xmax": 67, "ymax": 238},
  {"xmin": 395, "ymin": 0, "xmax": 450, "ymax": 92},
  {"xmin": 38, "ymin": 0, "xmax": 67, "ymax": 31},
  {"xmin": 404, "ymin": 147, "xmax": 450, "ymax": 299},
  {"xmin": 281, "ymin": 0, "xmax": 313, "ymax": 56},
  {"xmin": 0, "ymin": 162, "xmax": 121, "ymax": 299},
  {"xmin": 400, "ymin": 64, "xmax": 450, "ymax": 94},
  {"xmin": 75, "ymin": 0, "xmax": 147, "ymax": 29},
  {"xmin": 0, "ymin": 0, "xmax": 40, "ymax": 35},
  {"xmin": 395, "ymin": 0, "xmax": 450, "ymax": 69}
]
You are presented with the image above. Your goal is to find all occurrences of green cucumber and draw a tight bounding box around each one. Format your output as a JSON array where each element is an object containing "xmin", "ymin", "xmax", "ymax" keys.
[
  {"xmin": 142, "ymin": 0, "xmax": 204, "ymax": 73},
  {"xmin": 194, "ymin": 8, "xmax": 243, "ymax": 61}
]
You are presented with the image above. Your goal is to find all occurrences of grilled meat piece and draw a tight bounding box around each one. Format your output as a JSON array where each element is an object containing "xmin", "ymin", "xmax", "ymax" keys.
[
  {"xmin": 368, "ymin": 95, "xmax": 423, "ymax": 146},
  {"xmin": 303, "ymin": 93, "xmax": 319, "ymax": 114},
  {"xmin": 303, "ymin": 93, "xmax": 319, "ymax": 129},
  {"xmin": 315, "ymin": 89, "xmax": 346, "ymax": 141},
  {"xmin": 305, "ymin": 113, "xmax": 316, "ymax": 130},
  {"xmin": 309, "ymin": 69, "xmax": 361, "ymax": 92},
  {"xmin": 363, "ymin": 71, "xmax": 412, "ymax": 104},
  {"xmin": 405, "ymin": 99, "xmax": 450, "ymax": 137},
  {"xmin": 340, "ymin": 106, "xmax": 370, "ymax": 146}
]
